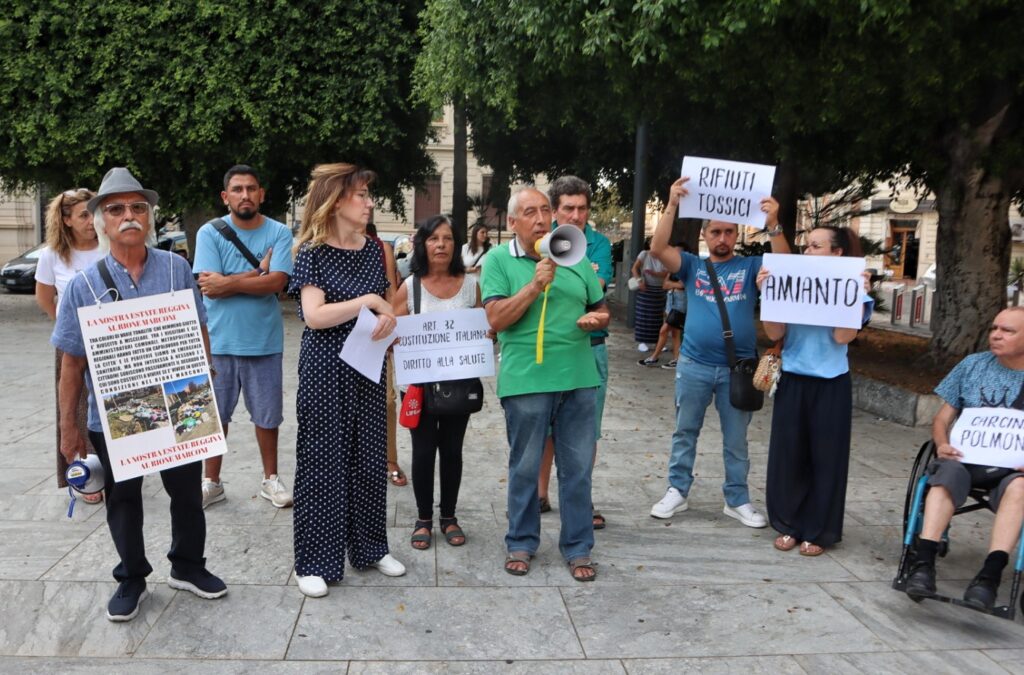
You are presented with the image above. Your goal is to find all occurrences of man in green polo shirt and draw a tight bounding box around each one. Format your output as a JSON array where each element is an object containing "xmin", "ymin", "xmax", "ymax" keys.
[{"xmin": 481, "ymin": 187, "xmax": 609, "ymax": 582}]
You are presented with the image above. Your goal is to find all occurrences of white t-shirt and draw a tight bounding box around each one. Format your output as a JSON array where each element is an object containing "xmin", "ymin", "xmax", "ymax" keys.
[
  {"xmin": 35, "ymin": 246, "xmax": 104, "ymax": 317},
  {"xmin": 461, "ymin": 243, "xmax": 489, "ymax": 270}
]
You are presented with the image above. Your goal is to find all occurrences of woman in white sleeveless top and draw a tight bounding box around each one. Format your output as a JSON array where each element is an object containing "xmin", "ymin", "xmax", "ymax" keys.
[
  {"xmin": 393, "ymin": 215, "xmax": 482, "ymax": 550},
  {"xmin": 35, "ymin": 188, "xmax": 103, "ymax": 501}
]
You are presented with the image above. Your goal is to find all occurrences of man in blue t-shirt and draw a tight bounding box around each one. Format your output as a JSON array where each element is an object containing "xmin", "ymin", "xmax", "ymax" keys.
[
  {"xmin": 905, "ymin": 307, "xmax": 1024, "ymax": 610},
  {"xmin": 648, "ymin": 176, "xmax": 790, "ymax": 527},
  {"xmin": 192, "ymin": 165, "xmax": 294, "ymax": 509}
]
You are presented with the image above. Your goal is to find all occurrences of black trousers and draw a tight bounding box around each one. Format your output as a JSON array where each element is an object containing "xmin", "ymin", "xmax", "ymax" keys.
[
  {"xmin": 765, "ymin": 372, "xmax": 852, "ymax": 547},
  {"xmin": 89, "ymin": 431, "xmax": 207, "ymax": 582},
  {"xmin": 409, "ymin": 411, "xmax": 470, "ymax": 521}
]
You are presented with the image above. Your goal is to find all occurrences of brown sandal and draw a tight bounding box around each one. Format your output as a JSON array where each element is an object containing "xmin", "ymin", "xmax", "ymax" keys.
[
  {"xmin": 387, "ymin": 463, "xmax": 407, "ymax": 487},
  {"xmin": 569, "ymin": 557, "xmax": 597, "ymax": 582},
  {"xmin": 774, "ymin": 535, "xmax": 798, "ymax": 551},
  {"xmin": 799, "ymin": 541, "xmax": 825, "ymax": 557},
  {"xmin": 504, "ymin": 551, "xmax": 532, "ymax": 576}
]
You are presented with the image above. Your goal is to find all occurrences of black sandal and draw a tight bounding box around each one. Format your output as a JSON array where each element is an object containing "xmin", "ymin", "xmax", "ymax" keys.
[
  {"xmin": 439, "ymin": 517, "xmax": 466, "ymax": 546},
  {"xmin": 410, "ymin": 519, "xmax": 432, "ymax": 550}
]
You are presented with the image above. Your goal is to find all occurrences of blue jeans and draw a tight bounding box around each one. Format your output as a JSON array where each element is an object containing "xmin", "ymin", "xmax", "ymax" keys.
[
  {"xmin": 501, "ymin": 388, "xmax": 596, "ymax": 562},
  {"xmin": 669, "ymin": 356, "xmax": 752, "ymax": 507}
]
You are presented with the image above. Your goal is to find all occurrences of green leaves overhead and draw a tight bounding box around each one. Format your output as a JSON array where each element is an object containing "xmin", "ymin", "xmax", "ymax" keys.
[{"xmin": 0, "ymin": 0, "xmax": 434, "ymax": 214}]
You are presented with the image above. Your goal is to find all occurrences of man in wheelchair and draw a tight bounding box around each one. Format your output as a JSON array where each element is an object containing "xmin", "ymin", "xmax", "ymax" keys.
[{"xmin": 905, "ymin": 307, "xmax": 1024, "ymax": 611}]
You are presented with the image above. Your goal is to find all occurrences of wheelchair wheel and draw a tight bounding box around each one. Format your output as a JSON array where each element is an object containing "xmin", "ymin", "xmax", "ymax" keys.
[{"xmin": 901, "ymin": 440, "xmax": 936, "ymax": 539}]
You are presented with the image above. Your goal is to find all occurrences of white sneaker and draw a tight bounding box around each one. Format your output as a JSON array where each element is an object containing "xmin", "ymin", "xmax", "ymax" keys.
[
  {"xmin": 260, "ymin": 474, "xmax": 293, "ymax": 508},
  {"xmin": 202, "ymin": 478, "xmax": 225, "ymax": 509},
  {"xmin": 723, "ymin": 503, "xmax": 768, "ymax": 528},
  {"xmin": 637, "ymin": 343, "xmax": 650, "ymax": 352},
  {"xmin": 297, "ymin": 575, "xmax": 328, "ymax": 598},
  {"xmin": 650, "ymin": 487, "xmax": 688, "ymax": 519},
  {"xmin": 371, "ymin": 554, "xmax": 406, "ymax": 577}
]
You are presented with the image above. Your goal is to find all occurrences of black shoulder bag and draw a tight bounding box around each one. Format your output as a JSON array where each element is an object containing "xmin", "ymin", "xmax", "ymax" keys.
[
  {"xmin": 210, "ymin": 218, "xmax": 267, "ymax": 274},
  {"xmin": 413, "ymin": 276, "xmax": 484, "ymax": 415},
  {"xmin": 96, "ymin": 259, "xmax": 121, "ymax": 302},
  {"xmin": 704, "ymin": 259, "xmax": 763, "ymax": 412}
]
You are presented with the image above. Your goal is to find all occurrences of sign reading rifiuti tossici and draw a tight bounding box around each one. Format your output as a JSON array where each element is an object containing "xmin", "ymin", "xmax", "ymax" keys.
[
  {"xmin": 78, "ymin": 291, "xmax": 226, "ymax": 482},
  {"xmin": 678, "ymin": 156, "xmax": 777, "ymax": 229},
  {"xmin": 759, "ymin": 253, "xmax": 867, "ymax": 329},
  {"xmin": 950, "ymin": 408, "xmax": 1024, "ymax": 470},
  {"xmin": 393, "ymin": 307, "xmax": 495, "ymax": 386}
]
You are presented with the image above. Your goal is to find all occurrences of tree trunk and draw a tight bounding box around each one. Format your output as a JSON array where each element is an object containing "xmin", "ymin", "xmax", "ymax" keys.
[
  {"xmin": 930, "ymin": 159, "xmax": 1011, "ymax": 363},
  {"xmin": 452, "ymin": 101, "xmax": 468, "ymax": 239}
]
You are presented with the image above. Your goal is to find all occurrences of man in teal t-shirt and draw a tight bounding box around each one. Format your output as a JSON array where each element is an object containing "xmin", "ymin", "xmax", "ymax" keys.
[
  {"xmin": 536, "ymin": 176, "xmax": 613, "ymax": 530},
  {"xmin": 192, "ymin": 165, "xmax": 294, "ymax": 510},
  {"xmin": 481, "ymin": 187, "xmax": 609, "ymax": 581}
]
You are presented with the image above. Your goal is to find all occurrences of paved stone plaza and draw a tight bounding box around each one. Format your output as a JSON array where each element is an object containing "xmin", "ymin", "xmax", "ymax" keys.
[{"xmin": 1, "ymin": 290, "xmax": 1022, "ymax": 673}]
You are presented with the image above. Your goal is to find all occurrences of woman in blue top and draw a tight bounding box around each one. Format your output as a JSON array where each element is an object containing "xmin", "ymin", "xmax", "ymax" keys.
[{"xmin": 756, "ymin": 226, "xmax": 870, "ymax": 556}]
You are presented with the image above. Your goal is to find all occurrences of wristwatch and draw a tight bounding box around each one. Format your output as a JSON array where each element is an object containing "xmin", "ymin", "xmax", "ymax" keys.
[{"xmin": 767, "ymin": 224, "xmax": 784, "ymax": 237}]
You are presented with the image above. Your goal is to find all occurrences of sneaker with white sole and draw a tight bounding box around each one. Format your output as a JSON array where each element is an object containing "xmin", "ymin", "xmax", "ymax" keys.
[
  {"xmin": 371, "ymin": 553, "xmax": 406, "ymax": 577},
  {"xmin": 297, "ymin": 575, "xmax": 328, "ymax": 598},
  {"xmin": 106, "ymin": 579, "xmax": 147, "ymax": 622},
  {"xmin": 723, "ymin": 503, "xmax": 768, "ymax": 528},
  {"xmin": 661, "ymin": 359, "xmax": 678, "ymax": 370},
  {"xmin": 650, "ymin": 487, "xmax": 688, "ymax": 518},
  {"xmin": 260, "ymin": 474, "xmax": 293, "ymax": 508},
  {"xmin": 168, "ymin": 568, "xmax": 228, "ymax": 599},
  {"xmin": 201, "ymin": 478, "xmax": 225, "ymax": 509}
]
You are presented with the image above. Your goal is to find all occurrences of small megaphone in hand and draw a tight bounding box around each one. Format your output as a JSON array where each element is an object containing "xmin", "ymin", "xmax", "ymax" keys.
[{"xmin": 535, "ymin": 224, "xmax": 586, "ymax": 267}]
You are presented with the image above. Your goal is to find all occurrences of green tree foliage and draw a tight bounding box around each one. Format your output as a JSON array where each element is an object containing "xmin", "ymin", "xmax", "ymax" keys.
[
  {"xmin": 0, "ymin": 0, "xmax": 434, "ymax": 216},
  {"xmin": 416, "ymin": 0, "xmax": 1024, "ymax": 361}
]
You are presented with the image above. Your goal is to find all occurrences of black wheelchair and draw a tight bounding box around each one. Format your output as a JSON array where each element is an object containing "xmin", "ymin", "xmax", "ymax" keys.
[{"xmin": 892, "ymin": 441, "xmax": 1024, "ymax": 620}]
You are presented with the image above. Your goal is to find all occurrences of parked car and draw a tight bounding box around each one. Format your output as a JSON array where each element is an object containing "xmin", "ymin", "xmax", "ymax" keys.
[
  {"xmin": 1, "ymin": 243, "xmax": 45, "ymax": 292},
  {"xmin": 156, "ymin": 229, "xmax": 190, "ymax": 262}
]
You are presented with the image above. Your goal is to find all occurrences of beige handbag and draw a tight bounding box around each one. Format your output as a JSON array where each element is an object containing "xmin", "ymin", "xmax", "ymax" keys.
[{"xmin": 753, "ymin": 341, "xmax": 783, "ymax": 395}]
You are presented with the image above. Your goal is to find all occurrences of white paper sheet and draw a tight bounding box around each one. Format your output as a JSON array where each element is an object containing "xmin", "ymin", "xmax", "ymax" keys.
[
  {"xmin": 393, "ymin": 307, "xmax": 494, "ymax": 385},
  {"xmin": 339, "ymin": 306, "xmax": 393, "ymax": 383}
]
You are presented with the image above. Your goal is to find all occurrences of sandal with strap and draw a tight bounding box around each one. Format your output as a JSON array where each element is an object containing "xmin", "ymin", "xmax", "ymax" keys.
[
  {"xmin": 504, "ymin": 551, "xmax": 532, "ymax": 576},
  {"xmin": 439, "ymin": 517, "xmax": 466, "ymax": 546},
  {"xmin": 539, "ymin": 497, "xmax": 552, "ymax": 513},
  {"xmin": 410, "ymin": 520, "xmax": 432, "ymax": 550},
  {"xmin": 388, "ymin": 463, "xmax": 408, "ymax": 487},
  {"xmin": 800, "ymin": 541, "xmax": 825, "ymax": 557},
  {"xmin": 774, "ymin": 534, "xmax": 798, "ymax": 551},
  {"xmin": 592, "ymin": 510, "xmax": 606, "ymax": 530},
  {"xmin": 569, "ymin": 557, "xmax": 597, "ymax": 582}
]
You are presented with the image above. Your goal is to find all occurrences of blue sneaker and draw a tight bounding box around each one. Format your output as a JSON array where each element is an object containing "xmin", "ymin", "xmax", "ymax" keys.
[
  {"xmin": 106, "ymin": 578, "xmax": 147, "ymax": 622},
  {"xmin": 168, "ymin": 568, "xmax": 227, "ymax": 599}
]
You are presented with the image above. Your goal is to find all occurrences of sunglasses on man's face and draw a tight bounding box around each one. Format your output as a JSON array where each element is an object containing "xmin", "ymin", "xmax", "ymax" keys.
[{"xmin": 102, "ymin": 202, "xmax": 149, "ymax": 218}]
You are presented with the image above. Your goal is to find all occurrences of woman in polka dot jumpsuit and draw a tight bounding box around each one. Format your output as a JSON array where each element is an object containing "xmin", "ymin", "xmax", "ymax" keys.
[{"xmin": 288, "ymin": 163, "xmax": 406, "ymax": 598}]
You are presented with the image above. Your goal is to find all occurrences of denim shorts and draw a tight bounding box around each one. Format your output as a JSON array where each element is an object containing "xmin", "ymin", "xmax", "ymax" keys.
[{"xmin": 211, "ymin": 353, "xmax": 284, "ymax": 428}]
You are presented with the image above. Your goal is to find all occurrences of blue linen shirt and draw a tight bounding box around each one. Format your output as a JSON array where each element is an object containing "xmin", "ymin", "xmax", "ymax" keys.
[
  {"xmin": 677, "ymin": 252, "xmax": 761, "ymax": 366},
  {"xmin": 51, "ymin": 249, "xmax": 206, "ymax": 432},
  {"xmin": 781, "ymin": 297, "xmax": 874, "ymax": 379},
  {"xmin": 192, "ymin": 215, "xmax": 294, "ymax": 356}
]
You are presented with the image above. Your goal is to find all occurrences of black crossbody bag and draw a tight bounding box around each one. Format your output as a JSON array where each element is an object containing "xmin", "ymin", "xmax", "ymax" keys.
[
  {"xmin": 210, "ymin": 218, "xmax": 267, "ymax": 274},
  {"xmin": 704, "ymin": 259, "xmax": 764, "ymax": 412},
  {"xmin": 413, "ymin": 276, "xmax": 484, "ymax": 415}
]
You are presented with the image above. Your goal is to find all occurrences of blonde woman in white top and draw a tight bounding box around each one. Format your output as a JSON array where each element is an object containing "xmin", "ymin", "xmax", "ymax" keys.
[{"xmin": 35, "ymin": 188, "xmax": 103, "ymax": 499}]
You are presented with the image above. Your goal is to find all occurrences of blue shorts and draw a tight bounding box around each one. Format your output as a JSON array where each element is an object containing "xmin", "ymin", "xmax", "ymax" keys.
[{"xmin": 211, "ymin": 353, "xmax": 284, "ymax": 429}]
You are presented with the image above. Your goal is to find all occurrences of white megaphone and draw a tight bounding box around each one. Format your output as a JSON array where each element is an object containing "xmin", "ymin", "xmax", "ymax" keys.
[
  {"xmin": 66, "ymin": 454, "xmax": 105, "ymax": 495},
  {"xmin": 535, "ymin": 224, "xmax": 587, "ymax": 266}
]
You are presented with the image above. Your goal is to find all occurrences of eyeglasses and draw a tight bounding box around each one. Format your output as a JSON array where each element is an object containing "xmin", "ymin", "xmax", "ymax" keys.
[{"xmin": 101, "ymin": 202, "xmax": 150, "ymax": 217}]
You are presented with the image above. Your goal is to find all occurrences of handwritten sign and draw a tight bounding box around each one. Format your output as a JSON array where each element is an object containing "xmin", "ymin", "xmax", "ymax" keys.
[
  {"xmin": 679, "ymin": 156, "xmax": 777, "ymax": 229},
  {"xmin": 394, "ymin": 307, "xmax": 494, "ymax": 385},
  {"xmin": 78, "ymin": 291, "xmax": 226, "ymax": 482},
  {"xmin": 950, "ymin": 407, "xmax": 1024, "ymax": 470},
  {"xmin": 759, "ymin": 253, "xmax": 866, "ymax": 329}
]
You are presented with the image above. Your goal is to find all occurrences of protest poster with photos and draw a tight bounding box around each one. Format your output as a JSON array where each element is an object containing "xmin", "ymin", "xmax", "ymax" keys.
[
  {"xmin": 78, "ymin": 291, "xmax": 226, "ymax": 481},
  {"xmin": 678, "ymin": 156, "xmax": 776, "ymax": 229}
]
